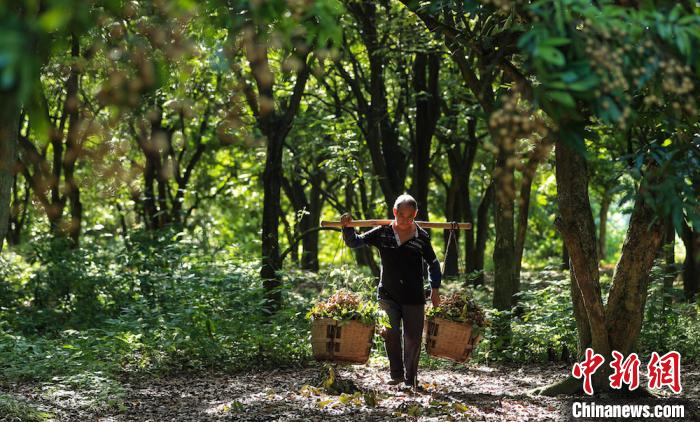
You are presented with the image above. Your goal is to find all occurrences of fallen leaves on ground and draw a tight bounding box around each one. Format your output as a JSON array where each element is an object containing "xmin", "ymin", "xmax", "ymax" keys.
[{"xmin": 1, "ymin": 362, "xmax": 698, "ymax": 421}]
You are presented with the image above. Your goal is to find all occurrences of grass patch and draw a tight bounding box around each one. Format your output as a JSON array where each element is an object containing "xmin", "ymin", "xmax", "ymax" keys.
[{"xmin": 0, "ymin": 393, "xmax": 54, "ymax": 422}]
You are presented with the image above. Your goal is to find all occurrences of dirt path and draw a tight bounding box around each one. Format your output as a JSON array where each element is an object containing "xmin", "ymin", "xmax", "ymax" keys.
[{"xmin": 3, "ymin": 362, "xmax": 698, "ymax": 421}]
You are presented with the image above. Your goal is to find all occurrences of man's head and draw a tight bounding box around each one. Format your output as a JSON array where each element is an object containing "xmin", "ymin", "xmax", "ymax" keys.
[{"xmin": 393, "ymin": 194, "xmax": 418, "ymax": 229}]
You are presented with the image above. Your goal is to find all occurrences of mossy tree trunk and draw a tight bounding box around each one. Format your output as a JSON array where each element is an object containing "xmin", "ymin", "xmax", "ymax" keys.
[
  {"xmin": 0, "ymin": 90, "xmax": 20, "ymax": 253},
  {"xmin": 535, "ymin": 132, "xmax": 664, "ymax": 396}
]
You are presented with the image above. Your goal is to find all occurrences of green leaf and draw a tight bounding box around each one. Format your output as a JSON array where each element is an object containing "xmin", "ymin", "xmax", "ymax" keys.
[
  {"xmin": 547, "ymin": 90, "xmax": 575, "ymax": 107},
  {"xmin": 536, "ymin": 46, "xmax": 566, "ymax": 66},
  {"xmin": 669, "ymin": 3, "xmax": 683, "ymax": 22},
  {"xmin": 38, "ymin": 6, "xmax": 72, "ymax": 32},
  {"xmin": 26, "ymin": 86, "xmax": 50, "ymax": 142},
  {"xmin": 542, "ymin": 37, "xmax": 571, "ymax": 47},
  {"xmin": 675, "ymin": 29, "xmax": 690, "ymax": 57},
  {"xmin": 517, "ymin": 30, "xmax": 538, "ymax": 50}
]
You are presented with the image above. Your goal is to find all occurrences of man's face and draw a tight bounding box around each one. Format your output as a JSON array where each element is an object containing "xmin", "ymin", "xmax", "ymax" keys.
[{"xmin": 393, "ymin": 205, "xmax": 417, "ymax": 230}]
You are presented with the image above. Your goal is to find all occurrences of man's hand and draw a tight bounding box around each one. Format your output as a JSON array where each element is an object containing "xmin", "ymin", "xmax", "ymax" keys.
[
  {"xmin": 340, "ymin": 213, "xmax": 353, "ymax": 228},
  {"xmin": 431, "ymin": 288, "xmax": 440, "ymax": 307}
]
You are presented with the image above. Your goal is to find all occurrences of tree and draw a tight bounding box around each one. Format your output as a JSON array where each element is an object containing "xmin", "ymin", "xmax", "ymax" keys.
[
  {"xmin": 128, "ymin": 73, "xmax": 222, "ymax": 231},
  {"xmin": 221, "ymin": 0, "xmax": 343, "ymax": 312},
  {"xmin": 680, "ymin": 220, "xmax": 699, "ymax": 301},
  {"xmin": 401, "ymin": 0, "xmax": 700, "ymax": 395},
  {"xmin": 6, "ymin": 172, "xmax": 30, "ymax": 246},
  {"xmin": 18, "ymin": 34, "xmax": 84, "ymax": 245},
  {"xmin": 408, "ymin": 51, "xmax": 441, "ymax": 221},
  {"xmin": 514, "ymin": 0, "xmax": 700, "ymax": 395},
  {"xmin": 335, "ymin": 0, "xmax": 415, "ymax": 214},
  {"xmin": 0, "ymin": 1, "xmax": 82, "ymax": 251},
  {"xmin": 0, "ymin": 87, "xmax": 19, "ymax": 253},
  {"xmin": 398, "ymin": 0, "xmax": 556, "ymax": 328}
]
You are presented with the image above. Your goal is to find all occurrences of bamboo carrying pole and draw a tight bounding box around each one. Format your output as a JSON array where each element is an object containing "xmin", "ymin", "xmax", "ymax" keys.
[{"xmin": 320, "ymin": 219, "xmax": 472, "ymax": 230}]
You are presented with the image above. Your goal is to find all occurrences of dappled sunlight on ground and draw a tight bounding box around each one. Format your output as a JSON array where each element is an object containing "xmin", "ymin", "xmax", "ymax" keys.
[
  {"xmin": 4, "ymin": 361, "xmax": 697, "ymax": 420},
  {"xmin": 1, "ymin": 361, "xmax": 698, "ymax": 420}
]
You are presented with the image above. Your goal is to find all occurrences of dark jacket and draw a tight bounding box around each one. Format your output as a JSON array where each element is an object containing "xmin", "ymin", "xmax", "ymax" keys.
[{"xmin": 342, "ymin": 224, "xmax": 441, "ymax": 305}]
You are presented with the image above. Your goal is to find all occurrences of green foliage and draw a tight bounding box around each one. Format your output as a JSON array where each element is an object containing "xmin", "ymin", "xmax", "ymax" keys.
[
  {"xmin": 0, "ymin": 232, "xmax": 313, "ymax": 381},
  {"xmin": 640, "ymin": 265, "xmax": 700, "ymax": 362},
  {"xmin": 475, "ymin": 274, "xmax": 578, "ymax": 363},
  {"xmin": 633, "ymin": 136, "xmax": 700, "ymax": 232},
  {"xmin": 0, "ymin": 394, "xmax": 53, "ymax": 422},
  {"xmin": 0, "ymin": 4, "xmax": 698, "ymax": 414},
  {"xmin": 306, "ymin": 290, "xmax": 381, "ymax": 326},
  {"xmin": 426, "ymin": 291, "xmax": 490, "ymax": 329},
  {"xmin": 517, "ymin": 0, "xmax": 700, "ymax": 230}
]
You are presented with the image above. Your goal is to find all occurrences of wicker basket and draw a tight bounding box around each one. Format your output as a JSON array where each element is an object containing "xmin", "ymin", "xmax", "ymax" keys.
[
  {"xmin": 424, "ymin": 317, "xmax": 483, "ymax": 363},
  {"xmin": 311, "ymin": 318, "xmax": 375, "ymax": 364}
]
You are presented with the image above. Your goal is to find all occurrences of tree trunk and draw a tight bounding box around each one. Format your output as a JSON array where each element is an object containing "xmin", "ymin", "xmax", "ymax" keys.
[
  {"xmin": 142, "ymin": 154, "xmax": 159, "ymax": 230},
  {"xmin": 246, "ymin": 35, "xmax": 311, "ymax": 313},
  {"xmin": 260, "ymin": 130, "xmax": 285, "ymax": 312},
  {"xmin": 7, "ymin": 173, "xmax": 30, "ymax": 246},
  {"xmin": 62, "ymin": 34, "xmax": 82, "ymax": 245},
  {"xmin": 514, "ymin": 170, "xmax": 535, "ymax": 302},
  {"xmin": 439, "ymin": 117, "xmax": 478, "ymax": 281},
  {"xmin": 442, "ymin": 181, "xmax": 460, "ymax": 277},
  {"xmin": 492, "ymin": 134, "xmax": 516, "ymax": 344},
  {"xmin": 443, "ymin": 180, "xmax": 469, "ymax": 277},
  {"xmin": 554, "ymin": 133, "xmax": 610, "ymax": 391},
  {"xmin": 0, "ymin": 91, "xmax": 19, "ymax": 253},
  {"xmin": 492, "ymin": 147, "xmax": 516, "ymax": 312},
  {"xmin": 461, "ymin": 182, "xmax": 475, "ymax": 279},
  {"xmin": 605, "ymin": 186, "xmax": 665, "ymax": 354},
  {"xmin": 562, "ymin": 243, "xmax": 570, "ymax": 270},
  {"xmin": 536, "ymin": 139, "xmax": 668, "ymax": 397},
  {"xmin": 280, "ymin": 209, "xmax": 298, "ymax": 265},
  {"xmin": 442, "ymin": 149, "xmax": 468, "ymax": 278},
  {"xmin": 555, "ymin": 134, "xmax": 609, "ymax": 351},
  {"xmin": 152, "ymin": 119, "xmax": 172, "ymax": 228},
  {"xmin": 410, "ymin": 52, "xmax": 440, "ymax": 221},
  {"xmin": 301, "ymin": 179, "xmax": 323, "ymax": 272},
  {"xmin": 662, "ymin": 221, "xmax": 676, "ymax": 293},
  {"xmin": 473, "ymin": 182, "xmax": 493, "ymax": 286},
  {"xmin": 680, "ymin": 221, "xmax": 698, "ymax": 301},
  {"xmin": 598, "ymin": 193, "xmax": 611, "ymax": 261},
  {"xmin": 281, "ymin": 174, "xmax": 306, "ymax": 267}
]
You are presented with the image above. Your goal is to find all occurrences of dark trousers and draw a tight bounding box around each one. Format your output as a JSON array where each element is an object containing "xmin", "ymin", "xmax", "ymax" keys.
[{"xmin": 379, "ymin": 298, "xmax": 424, "ymax": 384}]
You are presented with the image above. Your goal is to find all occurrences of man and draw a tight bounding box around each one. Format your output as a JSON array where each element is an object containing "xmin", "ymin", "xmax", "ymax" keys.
[{"xmin": 341, "ymin": 194, "xmax": 441, "ymax": 388}]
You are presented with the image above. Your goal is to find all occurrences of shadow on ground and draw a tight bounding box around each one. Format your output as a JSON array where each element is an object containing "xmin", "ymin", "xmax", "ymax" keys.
[{"xmin": 2, "ymin": 362, "xmax": 698, "ymax": 421}]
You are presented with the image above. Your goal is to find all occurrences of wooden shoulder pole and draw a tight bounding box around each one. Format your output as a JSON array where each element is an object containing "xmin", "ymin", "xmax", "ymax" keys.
[{"xmin": 320, "ymin": 220, "xmax": 472, "ymax": 230}]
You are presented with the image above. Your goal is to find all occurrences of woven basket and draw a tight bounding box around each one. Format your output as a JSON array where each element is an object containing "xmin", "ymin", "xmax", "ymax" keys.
[
  {"xmin": 424, "ymin": 317, "xmax": 483, "ymax": 363},
  {"xmin": 310, "ymin": 318, "xmax": 375, "ymax": 364}
]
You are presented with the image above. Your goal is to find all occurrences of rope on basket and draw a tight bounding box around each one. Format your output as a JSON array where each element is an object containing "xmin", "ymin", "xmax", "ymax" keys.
[
  {"xmin": 440, "ymin": 221, "xmax": 460, "ymax": 274},
  {"xmin": 322, "ymin": 230, "xmax": 347, "ymax": 363}
]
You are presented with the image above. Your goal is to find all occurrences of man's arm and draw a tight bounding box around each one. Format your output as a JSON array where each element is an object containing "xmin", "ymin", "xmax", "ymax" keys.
[
  {"xmin": 422, "ymin": 237, "xmax": 442, "ymax": 306},
  {"xmin": 340, "ymin": 213, "xmax": 382, "ymax": 249},
  {"xmin": 342, "ymin": 226, "xmax": 382, "ymax": 249},
  {"xmin": 422, "ymin": 239, "xmax": 442, "ymax": 289},
  {"xmin": 427, "ymin": 259, "xmax": 442, "ymax": 289}
]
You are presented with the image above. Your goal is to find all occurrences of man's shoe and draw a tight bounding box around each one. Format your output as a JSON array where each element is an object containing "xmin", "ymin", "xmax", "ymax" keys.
[
  {"xmin": 386, "ymin": 377, "xmax": 404, "ymax": 386},
  {"xmin": 403, "ymin": 378, "xmax": 419, "ymax": 389}
]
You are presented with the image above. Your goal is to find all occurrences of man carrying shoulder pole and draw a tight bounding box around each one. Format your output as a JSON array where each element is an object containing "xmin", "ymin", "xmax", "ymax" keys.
[{"xmin": 340, "ymin": 194, "xmax": 442, "ymax": 388}]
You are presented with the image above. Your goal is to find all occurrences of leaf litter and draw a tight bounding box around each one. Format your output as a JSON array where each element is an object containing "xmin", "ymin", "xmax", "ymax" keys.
[{"xmin": 0, "ymin": 361, "xmax": 698, "ymax": 420}]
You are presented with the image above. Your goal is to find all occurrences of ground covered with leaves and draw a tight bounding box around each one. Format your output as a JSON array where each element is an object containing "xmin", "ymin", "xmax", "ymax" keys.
[
  {"xmin": 2, "ymin": 248, "xmax": 698, "ymax": 421},
  {"xmin": 2, "ymin": 360, "xmax": 698, "ymax": 421}
]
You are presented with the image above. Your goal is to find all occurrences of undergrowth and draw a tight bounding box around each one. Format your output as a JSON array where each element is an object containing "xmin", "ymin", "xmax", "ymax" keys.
[{"xmin": 0, "ymin": 232, "xmax": 697, "ymax": 413}]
